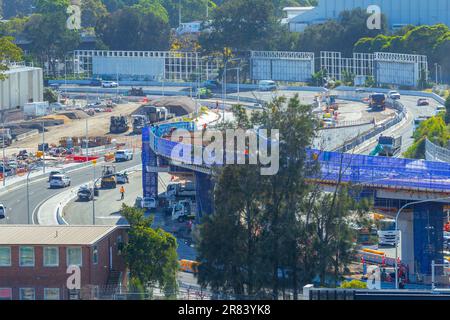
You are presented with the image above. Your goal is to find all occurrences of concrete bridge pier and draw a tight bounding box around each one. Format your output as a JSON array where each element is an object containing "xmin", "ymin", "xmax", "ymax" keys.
[
  {"xmin": 194, "ymin": 172, "xmax": 214, "ymax": 221},
  {"xmin": 142, "ymin": 138, "xmax": 158, "ymax": 199},
  {"xmin": 398, "ymin": 202, "xmax": 445, "ymax": 279}
]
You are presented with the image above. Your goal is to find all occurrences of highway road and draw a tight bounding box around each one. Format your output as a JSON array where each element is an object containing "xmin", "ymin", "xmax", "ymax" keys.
[
  {"xmin": 0, "ymin": 154, "xmax": 142, "ymax": 225},
  {"xmin": 357, "ymin": 95, "xmax": 440, "ymax": 155}
]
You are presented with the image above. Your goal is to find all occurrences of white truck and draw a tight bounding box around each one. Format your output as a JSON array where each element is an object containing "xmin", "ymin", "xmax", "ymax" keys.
[
  {"xmin": 172, "ymin": 199, "xmax": 196, "ymax": 222},
  {"xmin": 377, "ymin": 218, "xmax": 398, "ymax": 247},
  {"xmin": 166, "ymin": 182, "xmax": 196, "ymax": 198}
]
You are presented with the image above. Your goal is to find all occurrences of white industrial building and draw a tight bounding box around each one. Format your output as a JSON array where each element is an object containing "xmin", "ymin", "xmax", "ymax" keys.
[
  {"xmin": 0, "ymin": 65, "xmax": 44, "ymax": 112},
  {"xmin": 286, "ymin": 0, "xmax": 450, "ymax": 32}
]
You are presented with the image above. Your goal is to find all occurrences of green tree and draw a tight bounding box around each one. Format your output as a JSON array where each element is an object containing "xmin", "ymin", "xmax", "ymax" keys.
[
  {"xmin": 2, "ymin": 0, "xmax": 33, "ymax": 18},
  {"xmin": 121, "ymin": 205, "xmax": 179, "ymax": 297},
  {"xmin": 95, "ymin": 6, "xmax": 170, "ymax": 50},
  {"xmin": 35, "ymin": 0, "xmax": 70, "ymax": 14},
  {"xmin": 199, "ymin": 0, "xmax": 279, "ymax": 52},
  {"xmin": 445, "ymin": 95, "xmax": 450, "ymax": 125},
  {"xmin": 0, "ymin": 36, "xmax": 23, "ymax": 80},
  {"xmin": 44, "ymin": 88, "xmax": 58, "ymax": 103},
  {"xmin": 24, "ymin": 12, "xmax": 80, "ymax": 77},
  {"xmin": 81, "ymin": 0, "xmax": 108, "ymax": 28}
]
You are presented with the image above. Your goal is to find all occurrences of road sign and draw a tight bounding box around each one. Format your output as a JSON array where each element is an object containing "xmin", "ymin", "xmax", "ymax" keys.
[{"xmin": 92, "ymin": 159, "xmax": 97, "ymax": 166}]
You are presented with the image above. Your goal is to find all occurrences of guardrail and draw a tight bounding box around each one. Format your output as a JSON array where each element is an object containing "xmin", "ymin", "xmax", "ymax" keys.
[
  {"xmin": 425, "ymin": 138, "xmax": 450, "ymax": 163},
  {"xmin": 333, "ymin": 99, "xmax": 406, "ymax": 153}
]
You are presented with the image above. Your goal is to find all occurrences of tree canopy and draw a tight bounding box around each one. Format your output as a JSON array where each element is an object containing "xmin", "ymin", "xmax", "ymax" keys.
[{"xmin": 0, "ymin": 36, "xmax": 23, "ymax": 80}]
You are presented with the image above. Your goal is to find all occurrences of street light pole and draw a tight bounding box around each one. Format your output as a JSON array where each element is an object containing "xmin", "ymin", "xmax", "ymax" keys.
[
  {"xmin": 394, "ymin": 196, "xmax": 450, "ymax": 289},
  {"xmin": 42, "ymin": 121, "xmax": 46, "ymax": 174},
  {"xmin": 92, "ymin": 162, "xmax": 96, "ymax": 225},
  {"xmin": 2, "ymin": 123, "xmax": 5, "ymax": 187}
]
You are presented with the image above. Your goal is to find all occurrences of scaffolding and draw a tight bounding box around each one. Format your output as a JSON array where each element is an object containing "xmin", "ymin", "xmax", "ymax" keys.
[{"xmin": 74, "ymin": 50, "xmax": 220, "ymax": 82}]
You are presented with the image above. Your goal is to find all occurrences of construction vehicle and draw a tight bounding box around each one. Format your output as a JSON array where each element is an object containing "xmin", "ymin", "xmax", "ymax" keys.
[
  {"xmin": 0, "ymin": 128, "xmax": 12, "ymax": 147},
  {"xmin": 132, "ymin": 115, "xmax": 147, "ymax": 134},
  {"xmin": 101, "ymin": 165, "xmax": 117, "ymax": 189},
  {"xmin": 370, "ymin": 135, "xmax": 402, "ymax": 157},
  {"xmin": 166, "ymin": 182, "xmax": 196, "ymax": 198},
  {"xmin": 172, "ymin": 199, "xmax": 196, "ymax": 222},
  {"xmin": 110, "ymin": 116, "xmax": 129, "ymax": 134},
  {"xmin": 369, "ymin": 93, "xmax": 386, "ymax": 111}
]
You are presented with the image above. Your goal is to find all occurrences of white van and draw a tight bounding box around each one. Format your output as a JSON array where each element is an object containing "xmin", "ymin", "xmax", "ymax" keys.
[{"xmin": 258, "ymin": 80, "xmax": 277, "ymax": 91}]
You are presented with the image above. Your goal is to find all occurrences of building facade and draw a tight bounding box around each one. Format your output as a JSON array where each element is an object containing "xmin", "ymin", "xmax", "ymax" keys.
[
  {"xmin": 0, "ymin": 225, "xmax": 128, "ymax": 300},
  {"xmin": 288, "ymin": 0, "xmax": 450, "ymax": 32},
  {"xmin": 0, "ymin": 65, "xmax": 43, "ymax": 113}
]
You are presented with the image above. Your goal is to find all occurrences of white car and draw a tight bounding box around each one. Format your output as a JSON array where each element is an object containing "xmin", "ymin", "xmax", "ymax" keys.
[
  {"xmin": 102, "ymin": 81, "xmax": 119, "ymax": 88},
  {"xmin": 49, "ymin": 174, "xmax": 71, "ymax": 188},
  {"xmin": 0, "ymin": 203, "xmax": 5, "ymax": 220},
  {"xmin": 436, "ymin": 105, "xmax": 446, "ymax": 115},
  {"xmin": 388, "ymin": 90, "xmax": 401, "ymax": 100},
  {"xmin": 115, "ymin": 150, "xmax": 133, "ymax": 162},
  {"xmin": 258, "ymin": 80, "xmax": 277, "ymax": 91}
]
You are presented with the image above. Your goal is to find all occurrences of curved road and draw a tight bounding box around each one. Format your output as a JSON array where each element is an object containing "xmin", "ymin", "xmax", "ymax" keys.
[{"xmin": 0, "ymin": 154, "xmax": 142, "ymax": 225}]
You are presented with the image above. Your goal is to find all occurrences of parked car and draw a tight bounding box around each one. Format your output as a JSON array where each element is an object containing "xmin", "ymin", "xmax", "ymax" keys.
[
  {"xmin": 49, "ymin": 174, "xmax": 71, "ymax": 188},
  {"xmin": 388, "ymin": 90, "xmax": 401, "ymax": 100},
  {"xmin": 102, "ymin": 81, "xmax": 119, "ymax": 88},
  {"xmin": 417, "ymin": 98, "xmax": 430, "ymax": 106},
  {"xmin": 0, "ymin": 203, "xmax": 5, "ymax": 220}
]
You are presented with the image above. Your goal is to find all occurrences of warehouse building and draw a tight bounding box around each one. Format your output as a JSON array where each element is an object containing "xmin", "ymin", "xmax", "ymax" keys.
[
  {"xmin": 0, "ymin": 65, "xmax": 44, "ymax": 116},
  {"xmin": 287, "ymin": 0, "xmax": 450, "ymax": 32}
]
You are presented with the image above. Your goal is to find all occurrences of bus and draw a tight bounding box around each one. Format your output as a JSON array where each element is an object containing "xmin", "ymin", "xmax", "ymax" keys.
[{"xmin": 179, "ymin": 260, "xmax": 200, "ymax": 274}]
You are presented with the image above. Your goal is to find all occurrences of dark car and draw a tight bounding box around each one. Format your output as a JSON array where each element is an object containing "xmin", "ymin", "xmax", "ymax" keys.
[
  {"xmin": 90, "ymin": 78, "xmax": 103, "ymax": 87},
  {"xmin": 417, "ymin": 98, "xmax": 430, "ymax": 106},
  {"xmin": 77, "ymin": 185, "xmax": 94, "ymax": 201},
  {"xmin": 202, "ymin": 80, "xmax": 220, "ymax": 90}
]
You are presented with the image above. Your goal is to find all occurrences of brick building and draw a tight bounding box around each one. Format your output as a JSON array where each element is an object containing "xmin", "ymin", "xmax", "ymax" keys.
[{"xmin": 0, "ymin": 225, "xmax": 128, "ymax": 300}]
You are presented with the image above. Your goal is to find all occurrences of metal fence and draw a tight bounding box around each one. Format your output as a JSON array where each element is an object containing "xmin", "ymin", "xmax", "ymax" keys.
[
  {"xmin": 333, "ymin": 99, "xmax": 406, "ymax": 153},
  {"xmin": 425, "ymin": 138, "xmax": 450, "ymax": 163}
]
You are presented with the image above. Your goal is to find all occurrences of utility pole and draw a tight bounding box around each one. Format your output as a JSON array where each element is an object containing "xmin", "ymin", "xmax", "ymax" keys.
[
  {"xmin": 179, "ymin": 0, "xmax": 182, "ymax": 27},
  {"xmin": 92, "ymin": 160, "xmax": 96, "ymax": 225},
  {"xmin": 85, "ymin": 119, "xmax": 89, "ymax": 161},
  {"xmin": 2, "ymin": 123, "xmax": 5, "ymax": 187},
  {"xmin": 42, "ymin": 121, "xmax": 46, "ymax": 174}
]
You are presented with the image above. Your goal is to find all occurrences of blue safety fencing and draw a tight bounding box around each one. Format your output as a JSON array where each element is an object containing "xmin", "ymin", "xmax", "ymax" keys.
[{"xmin": 145, "ymin": 122, "xmax": 450, "ymax": 193}]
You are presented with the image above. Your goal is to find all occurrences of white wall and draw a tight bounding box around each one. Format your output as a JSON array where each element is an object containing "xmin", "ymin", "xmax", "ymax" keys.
[{"xmin": 0, "ymin": 67, "xmax": 43, "ymax": 112}]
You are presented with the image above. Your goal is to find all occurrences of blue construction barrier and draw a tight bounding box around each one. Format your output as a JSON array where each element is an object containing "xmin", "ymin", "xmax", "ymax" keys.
[{"xmin": 143, "ymin": 122, "xmax": 450, "ymax": 194}]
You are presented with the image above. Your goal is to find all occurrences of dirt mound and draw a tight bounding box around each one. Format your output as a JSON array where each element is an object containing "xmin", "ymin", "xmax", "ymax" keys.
[
  {"xmin": 57, "ymin": 110, "xmax": 90, "ymax": 120},
  {"xmin": 145, "ymin": 96, "xmax": 196, "ymax": 116}
]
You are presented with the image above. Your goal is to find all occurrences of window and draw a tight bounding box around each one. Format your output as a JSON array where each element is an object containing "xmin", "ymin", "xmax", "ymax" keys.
[
  {"xmin": 67, "ymin": 247, "xmax": 82, "ymax": 267},
  {"xmin": 19, "ymin": 288, "xmax": 35, "ymax": 300},
  {"xmin": 92, "ymin": 246, "xmax": 98, "ymax": 265},
  {"xmin": 0, "ymin": 288, "xmax": 12, "ymax": 300},
  {"xmin": 43, "ymin": 247, "xmax": 59, "ymax": 267},
  {"xmin": 19, "ymin": 247, "xmax": 35, "ymax": 267},
  {"xmin": 0, "ymin": 247, "xmax": 11, "ymax": 266},
  {"xmin": 44, "ymin": 288, "xmax": 60, "ymax": 300}
]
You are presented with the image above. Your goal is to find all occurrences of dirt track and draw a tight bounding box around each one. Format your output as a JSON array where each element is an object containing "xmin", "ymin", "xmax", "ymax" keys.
[{"xmin": 5, "ymin": 102, "xmax": 141, "ymax": 157}]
